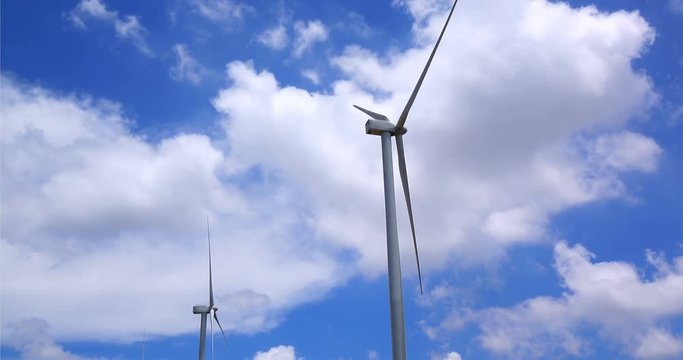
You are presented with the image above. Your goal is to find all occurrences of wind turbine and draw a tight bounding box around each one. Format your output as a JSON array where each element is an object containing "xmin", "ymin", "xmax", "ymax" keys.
[
  {"xmin": 193, "ymin": 218, "xmax": 229, "ymax": 360},
  {"xmin": 353, "ymin": 1, "xmax": 459, "ymax": 359}
]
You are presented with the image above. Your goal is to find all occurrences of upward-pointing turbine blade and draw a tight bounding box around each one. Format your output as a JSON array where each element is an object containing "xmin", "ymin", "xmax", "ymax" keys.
[
  {"xmin": 395, "ymin": 134, "xmax": 423, "ymax": 294},
  {"xmin": 353, "ymin": 105, "xmax": 389, "ymax": 121},
  {"xmin": 207, "ymin": 217, "xmax": 214, "ymax": 309},
  {"xmin": 396, "ymin": 0, "xmax": 459, "ymax": 130},
  {"xmin": 213, "ymin": 311, "xmax": 229, "ymax": 347}
]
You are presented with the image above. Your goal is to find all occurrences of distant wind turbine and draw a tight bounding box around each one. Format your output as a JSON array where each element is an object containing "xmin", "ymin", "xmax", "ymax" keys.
[
  {"xmin": 352, "ymin": 1, "xmax": 459, "ymax": 359},
  {"xmin": 193, "ymin": 218, "xmax": 229, "ymax": 360}
]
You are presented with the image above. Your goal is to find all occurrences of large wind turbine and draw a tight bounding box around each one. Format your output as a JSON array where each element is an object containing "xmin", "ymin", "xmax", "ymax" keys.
[
  {"xmin": 353, "ymin": 1, "xmax": 459, "ymax": 359},
  {"xmin": 193, "ymin": 219, "xmax": 229, "ymax": 360}
]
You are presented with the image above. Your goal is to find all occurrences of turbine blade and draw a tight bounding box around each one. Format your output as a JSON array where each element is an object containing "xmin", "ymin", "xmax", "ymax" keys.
[
  {"xmin": 213, "ymin": 311, "xmax": 229, "ymax": 348},
  {"xmin": 396, "ymin": 0, "xmax": 459, "ymax": 130},
  {"xmin": 207, "ymin": 217, "xmax": 214, "ymax": 309},
  {"xmin": 395, "ymin": 134, "xmax": 423, "ymax": 294},
  {"xmin": 353, "ymin": 105, "xmax": 389, "ymax": 121}
]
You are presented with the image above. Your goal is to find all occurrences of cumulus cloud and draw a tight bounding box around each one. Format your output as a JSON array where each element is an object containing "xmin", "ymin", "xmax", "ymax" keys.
[
  {"xmin": 214, "ymin": 0, "xmax": 658, "ymax": 275},
  {"xmin": 1, "ymin": 0, "xmax": 666, "ymax": 350},
  {"xmin": 292, "ymin": 20, "xmax": 329, "ymax": 57},
  {"xmin": 253, "ymin": 345, "xmax": 302, "ymax": 360},
  {"xmin": 3, "ymin": 318, "xmax": 103, "ymax": 360},
  {"xmin": 258, "ymin": 24, "xmax": 289, "ymax": 50},
  {"xmin": 67, "ymin": 0, "xmax": 152, "ymax": 55},
  {"xmin": 428, "ymin": 243, "xmax": 683, "ymax": 359},
  {"xmin": 170, "ymin": 43, "xmax": 207, "ymax": 84},
  {"xmin": 0, "ymin": 75, "xmax": 345, "ymax": 342}
]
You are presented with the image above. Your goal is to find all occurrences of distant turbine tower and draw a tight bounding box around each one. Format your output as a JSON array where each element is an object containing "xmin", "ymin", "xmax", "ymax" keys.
[
  {"xmin": 193, "ymin": 218, "xmax": 229, "ymax": 360},
  {"xmin": 352, "ymin": 1, "xmax": 459, "ymax": 359}
]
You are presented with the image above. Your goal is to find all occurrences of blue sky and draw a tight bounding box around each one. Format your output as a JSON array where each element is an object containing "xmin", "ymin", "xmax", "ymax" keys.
[{"xmin": 1, "ymin": 0, "xmax": 682, "ymax": 359}]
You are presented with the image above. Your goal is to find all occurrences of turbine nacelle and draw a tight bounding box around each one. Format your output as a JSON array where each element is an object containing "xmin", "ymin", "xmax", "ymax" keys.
[
  {"xmin": 193, "ymin": 305, "xmax": 211, "ymax": 314},
  {"xmin": 365, "ymin": 119, "xmax": 408, "ymax": 136}
]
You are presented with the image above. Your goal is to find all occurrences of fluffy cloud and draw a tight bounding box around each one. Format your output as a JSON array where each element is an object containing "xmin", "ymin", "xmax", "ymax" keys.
[
  {"xmin": 67, "ymin": 0, "xmax": 151, "ymax": 56},
  {"xmin": 293, "ymin": 20, "xmax": 329, "ymax": 57},
  {"xmin": 0, "ymin": 75, "xmax": 346, "ymax": 342},
  {"xmin": 170, "ymin": 43, "xmax": 207, "ymax": 84},
  {"xmin": 253, "ymin": 345, "xmax": 301, "ymax": 360},
  {"xmin": 214, "ymin": 0, "xmax": 658, "ymax": 275},
  {"xmin": 1, "ymin": 0, "xmax": 665, "ymax": 351},
  {"xmin": 426, "ymin": 243, "xmax": 683, "ymax": 359},
  {"xmin": 3, "ymin": 319, "xmax": 103, "ymax": 360}
]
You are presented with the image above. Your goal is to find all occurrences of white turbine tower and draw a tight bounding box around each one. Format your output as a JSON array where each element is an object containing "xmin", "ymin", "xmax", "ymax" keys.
[
  {"xmin": 193, "ymin": 219, "xmax": 229, "ymax": 360},
  {"xmin": 353, "ymin": 1, "xmax": 459, "ymax": 359}
]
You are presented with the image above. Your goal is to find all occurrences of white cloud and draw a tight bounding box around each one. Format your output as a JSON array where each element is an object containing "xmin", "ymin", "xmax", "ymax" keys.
[
  {"xmin": 67, "ymin": 0, "xmax": 152, "ymax": 56},
  {"xmin": 589, "ymin": 131, "xmax": 663, "ymax": 172},
  {"xmin": 301, "ymin": 69, "xmax": 320, "ymax": 85},
  {"xmin": 253, "ymin": 345, "xmax": 302, "ymax": 360},
  {"xmin": 671, "ymin": 0, "xmax": 683, "ymax": 15},
  {"xmin": 258, "ymin": 24, "xmax": 289, "ymax": 50},
  {"xmin": 193, "ymin": 0, "xmax": 252, "ymax": 22},
  {"xmin": 1, "ymin": 0, "xmax": 666, "ymax": 349},
  {"xmin": 214, "ymin": 0, "xmax": 658, "ymax": 275},
  {"xmin": 469, "ymin": 242, "xmax": 683, "ymax": 359},
  {"xmin": 482, "ymin": 206, "xmax": 546, "ymax": 245},
  {"xmin": 635, "ymin": 328, "xmax": 683, "ymax": 359},
  {"xmin": 0, "ymin": 75, "xmax": 346, "ymax": 342},
  {"xmin": 368, "ymin": 350, "xmax": 380, "ymax": 360},
  {"xmin": 431, "ymin": 351, "xmax": 463, "ymax": 360},
  {"xmin": 3, "ymin": 318, "xmax": 103, "ymax": 360},
  {"xmin": 292, "ymin": 20, "xmax": 329, "ymax": 58},
  {"xmin": 170, "ymin": 43, "xmax": 206, "ymax": 84}
]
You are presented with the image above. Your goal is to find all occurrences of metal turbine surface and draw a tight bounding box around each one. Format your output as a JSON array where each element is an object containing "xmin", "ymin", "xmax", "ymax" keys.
[
  {"xmin": 194, "ymin": 219, "xmax": 229, "ymax": 360},
  {"xmin": 352, "ymin": 1, "xmax": 459, "ymax": 359}
]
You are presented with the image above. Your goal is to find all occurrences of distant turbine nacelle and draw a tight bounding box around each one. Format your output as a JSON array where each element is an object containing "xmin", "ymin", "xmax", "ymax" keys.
[{"xmin": 365, "ymin": 119, "xmax": 408, "ymax": 136}]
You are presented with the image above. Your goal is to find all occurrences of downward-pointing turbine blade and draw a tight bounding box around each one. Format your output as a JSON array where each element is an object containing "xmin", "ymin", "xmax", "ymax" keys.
[
  {"xmin": 395, "ymin": 134, "xmax": 424, "ymax": 294},
  {"xmin": 207, "ymin": 217, "xmax": 214, "ymax": 309},
  {"xmin": 353, "ymin": 105, "xmax": 389, "ymax": 121},
  {"xmin": 396, "ymin": 0, "xmax": 459, "ymax": 130},
  {"xmin": 213, "ymin": 311, "xmax": 229, "ymax": 347}
]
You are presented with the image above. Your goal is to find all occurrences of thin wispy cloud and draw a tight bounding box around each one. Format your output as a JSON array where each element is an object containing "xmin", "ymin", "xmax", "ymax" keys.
[
  {"xmin": 301, "ymin": 69, "xmax": 320, "ymax": 85},
  {"xmin": 257, "ymin": 24, "xmax": 289, "ymax": 50},
  {"xmin": 292, "ymin": 20, "xmax": 328, "ymax": 57},
  {"xmin": 67, "ymin": 0, "xmax": 152, "ymax": 56},
  {"xmin": 192, "ymin": 0, "xmax": 253, "ymax": 22},
  {"xmin": 671, "ymin": 0, "xmax": 683, "ymax": 14},
  {"xmin": 169, "ymin": 44, "xmax": 206, "ymax": 84}
]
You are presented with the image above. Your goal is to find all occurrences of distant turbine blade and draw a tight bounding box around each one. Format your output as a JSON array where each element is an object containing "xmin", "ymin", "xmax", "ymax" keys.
[
  {"xmin": 213, "ymin": 310, "xmax": 229, "ymax": 348},
  {"xmin": 353, "ymin": 105, "xmax": 389, "ymax": 121},
  {"xmin": 395, "ymin": 134, "xmax": 423, "ymax": 294},
  {"xmin": 207, "ymin": 217, "xmax": 214, "ymax": 309},
  {"xmin": 396, "ymin": 0, "xmax": 459, "ymax": 130}
]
